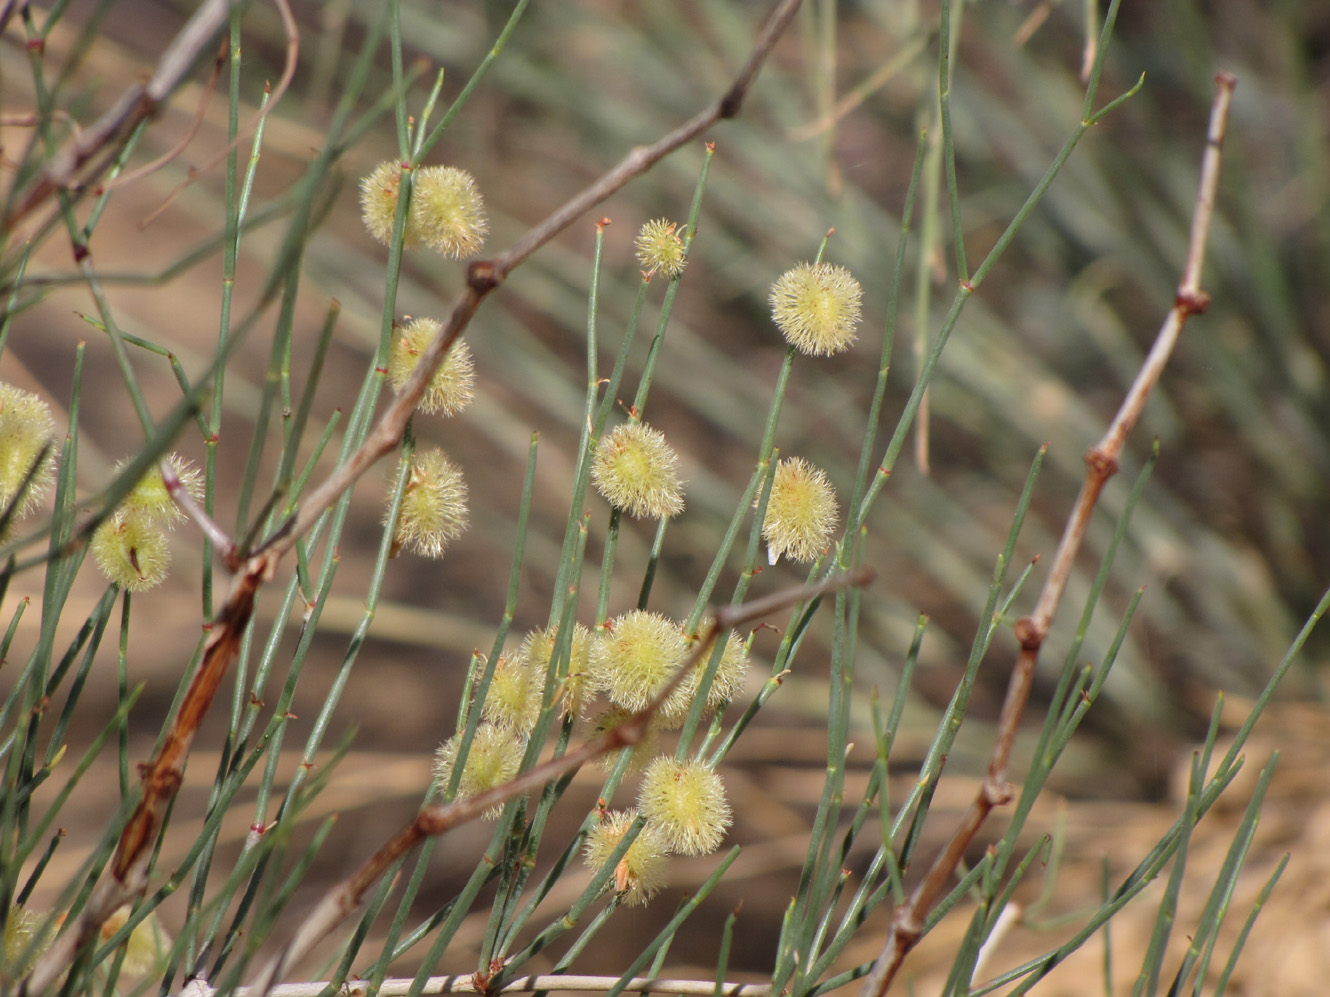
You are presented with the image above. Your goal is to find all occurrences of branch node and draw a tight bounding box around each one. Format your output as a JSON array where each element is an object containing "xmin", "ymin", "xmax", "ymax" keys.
[
  {"xmin": 719, "ymin": 85, "xmax": 744, "ymax": 119},
  {"xmin": 1175, "ymin": 287, "xmax": 1211, "ymax": 316},
  {"xmin": 981, "ymin": 775, "xmax": 1014, "ymax": 806},
  {"xmin": 1084, "ymin": 447, "xmax": 1118, "ymax": 478},
  {"xmin": 1013, "ymin": 616, "xmax": 1042, "ymax": 651},
  {"xmin": 468, "ymin": 260, "xmax": 500, "ymax": 293}
]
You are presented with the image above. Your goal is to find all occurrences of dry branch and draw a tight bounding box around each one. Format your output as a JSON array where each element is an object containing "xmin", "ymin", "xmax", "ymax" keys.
[
  {"xmin": 5, "ymin": 0, "xmax": 245, "ymax": 231},
  {"xmin": 857, "ymin": 71, "xmax": 1238, "ymax": 997}
]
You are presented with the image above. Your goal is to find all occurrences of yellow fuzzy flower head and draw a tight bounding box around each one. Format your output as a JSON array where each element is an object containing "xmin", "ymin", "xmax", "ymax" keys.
[
  {"xmin": 522, "ymin": 623, "xmax": 594, "ymax": 718},
  {"xmin": 583, "ymin": 809, "xmax": 669, "ymax": 906},
  {"xmin": 101, "ymin": 908, "xmax": 170, "ymax": 978},
  {"xmin": 760, "ymin": 457, "xmax": 839, "ymax": 564},
  {"xmin": 634, "ymin": 219, "xmax": 687, "ymax": 279},
  {"xmin": 637, "ymin": 757, "xmax": 732, "ymax": 856},
  {"xmin": 769, "ymin": 261, "xmax": 863, "ymax": 356},
  {"xmin": 359, "ymin": 161, "xmax": 420, "ymax": 248},
  {"xmin": 115, "ymin": 453, "xmax": 203, "ymax": 526},
  {"xmin": 389, "ymin": 319, "xmax": 476, "ymax": 416},
  {"xmin": 667, "ymin": 623, "xmax": 750, "ymax": 724},
  {"xmin": 591, "ymin": 706, "xmax": 661, "ymax": 775},
  {"xmin": 0, "ymin": 383, "xmax": 56, "ymax": 525},
  {"xmin": 388, "ymin": 448, "xmax": 469, "ymax": 558},
  {"xmin": 591, "ymin": 422, "xmax": 685, "ymax": 520},
  {"xmin": 432, "ymin": 723, "xmax": 524, "ymax": 818},
  {"xmin": 481, "ymin": 654, "xmax": 541, "ymax": 733},
  {"xmin": 91, "ymin": 513, "xmax": 171, "ymax": 591},
  {"xmin": 591, "ymin": 610, "xmax": 688, "ymax": 713},
  {"xmin": 3, "ymin": 904, "xmax": 50, "ymax": 971},
  {"xmin": 90, "ymin": 453, "xmax": 201, "ymax": 591},
  {"xmin": 412, "ymin": 164, "xmax": 488, "ymax": 259}
]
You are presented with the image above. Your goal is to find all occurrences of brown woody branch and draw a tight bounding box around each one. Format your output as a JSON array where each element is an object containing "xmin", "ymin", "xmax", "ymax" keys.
[
  {"xmin": 858, "ymin": 71, "xmax": 1237, "ymax": 997},
  {"xmin": 5, "ymin": 0, "xmax": 245, "ymax": 232},
  {"xmin": 21, "ymin": 2, "xmax": 804, "ymax": 992}
]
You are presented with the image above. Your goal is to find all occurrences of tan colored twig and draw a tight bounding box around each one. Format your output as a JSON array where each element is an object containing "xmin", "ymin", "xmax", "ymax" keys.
[
  {"xmin": 183, "ymin": 974, "xmax": 770, "ymax": 997},
  {"xmin": 5, "ymin": 0, "xmax": 243, "ymax": 229},
  {"xmin": 133, "ymin": 0, "xmax": 301, "ymax": 229},
  {"xmin": 20, "ymin": 3, "xmax": 805, "ymax": 992},
  {"xmin": 247, "ymin": 568, "xmax": 872, "ymax": 996},
  {"xmin": 857, "ymin": 71, "xmax": 1237, "ymax": 997}
]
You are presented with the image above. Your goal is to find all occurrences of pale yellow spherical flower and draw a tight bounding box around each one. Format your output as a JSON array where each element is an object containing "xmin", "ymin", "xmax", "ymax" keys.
[
  {"xmin": 359, "ymin": 161, "xmax": 422, "ymax": 248},
  {"xmin": 583, "ymin": 809, "xmax": 669, "ymax": 906},
  {"xmin": 411, "ymin": 165, "xmax": 488, "ymax": 259},
  {"xmin": 432, "ymin": 723, "xmax": 525, "ymax": 819},
  {"xmin": 387, "ymin": 448, "xmax": 469, "ymax": 558},
  {"xmin": 591, "ymin": 610, "xmax": 688, "ymax": 714},
  {"xmin": 4, "ymin": 904, "xmax": 50, "ymax": 970},
  {"xmin": 389, "ymin": 319, "xmax": 476, "ymax": 416},
  {"xmin": 101, "ymin": 908, "xmax": 170, "ymax": 978},
  {"xmin": 591, "ymin": 422, "xmax": 684, "ymax": 520},
  {"xmin": 769, "ymin": 261, "xmax": 863, "ymax": 356},
  {"xmin": 521, "ymin": 623, "xmax": 594, "ymax": 718},
  {"xmin": 759, "ymin": 457, "xmax": 839, "ymax": 564},
  {"xmin": 91, "ymin": 512, "xmax": 172, "ymax": 591},
  {"xmin": 664, "ymin": 623, "xmax": 750, "ymax": 725},
  {"xmin": 0, "ymin": 383, "xmax": 56, "ymax": 525},
  {"xmin": 112, "ymin": 453, "xmax": 203, "ymax": 526},
  {"xmin": 634, "ymin": 218, "xmax": 686, "ymax": 279},
  {"xmin": 591, "ymin": 706, "xmax": 662, "ymax": 776},
  {"xmin": 637, "ymin": 757, "xmax": 732, "ymax": 856},
  {"xmin": 481, "ymin": 654, "xmax": 541, "ymax": 733}
]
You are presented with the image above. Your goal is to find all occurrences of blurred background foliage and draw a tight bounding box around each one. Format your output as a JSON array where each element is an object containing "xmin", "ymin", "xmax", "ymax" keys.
[{"xmin": 3, "ymin": 0, "xmax": 1329, "ymax": 987}]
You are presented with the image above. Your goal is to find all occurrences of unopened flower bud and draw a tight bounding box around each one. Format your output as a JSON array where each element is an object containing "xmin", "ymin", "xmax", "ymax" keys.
[
  {"xmin": 359, "ymin": 161, "xmax": 421, "ymax": 248},
  {"xmin": 91, "ymin": 512, "xmax": 171, "ymax": 591},
  {"xmin": 591, "ymin": 610, "xmax": 687, "ymax": 713},
  {"xmin": 481, "ymin": 654, "xmax": 541, "ymax": 733}
]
